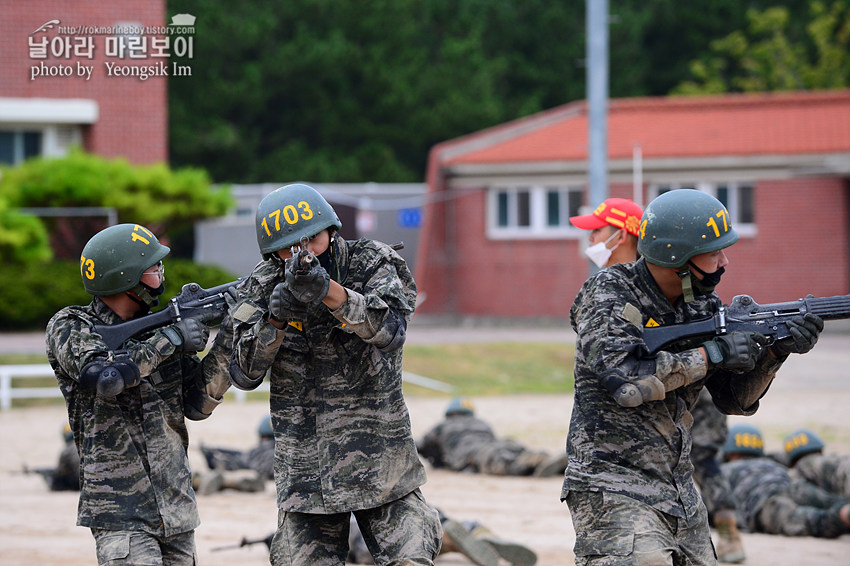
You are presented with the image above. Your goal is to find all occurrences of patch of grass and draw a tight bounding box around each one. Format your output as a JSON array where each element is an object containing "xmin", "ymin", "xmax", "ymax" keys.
[
  {"xmin": 0, "ymin": 343, "xmax": 576, "ymax": 405},
  {"xmin": 402, "ymin": 342, "xmax": 574, "ymax": 396}
]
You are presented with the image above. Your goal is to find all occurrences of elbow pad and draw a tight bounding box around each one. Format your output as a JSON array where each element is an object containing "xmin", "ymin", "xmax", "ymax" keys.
[
  {"xmin": 184, "ymin": 389, "xmax": 222, "ymax": 421},
  {"xmin": 229, "ymin": 358, "xmax": 265, "ymax": 391},
  {"xmin": 80, "ymin": 356, "xmax": 141, "ymax": 397},
  {"xmin": 600, "ymin": 368, "xmax": 665, "ymax": 408},
  {"xmin": 374, "ymin": 311, "xmax": 408, "ymax": 352}
]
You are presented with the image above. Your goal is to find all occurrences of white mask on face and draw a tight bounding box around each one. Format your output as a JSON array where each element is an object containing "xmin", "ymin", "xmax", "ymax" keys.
[{"xmin": 583, "ymin": 229, "xmax": 620, "ymax": 268}]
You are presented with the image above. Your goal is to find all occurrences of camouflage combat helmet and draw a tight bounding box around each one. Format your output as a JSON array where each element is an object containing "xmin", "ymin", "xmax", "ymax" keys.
[
  {"xmin": 723, "ymin": 424, "xmax": 764, "ymax": 459},
  {"xmin": 80, "ymin": 224, "xmax": 170, "ymax": 295},
  {"xmin": 255, "ymin": 183, "xmax": 342, "ymax": 260},
  {"xmin": 637, "ymin": 189, "xmax": 738, "ymax": 268},
  {"xmin": 445, "ymin": 397, "xmax": 475, "ymax": 417},
  {"xmin": 783, "ymin": 429, "xmax": 825, "ymax": 466},
  {"xmin": 258, "ymin": 415, "xmax": 274, "ymax": 438}
]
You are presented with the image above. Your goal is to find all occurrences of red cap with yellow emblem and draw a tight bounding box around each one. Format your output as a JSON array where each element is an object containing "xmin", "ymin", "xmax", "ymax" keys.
[{"xmin": 569, "ymin": 198, "xmax": 643, "ymax": 237}]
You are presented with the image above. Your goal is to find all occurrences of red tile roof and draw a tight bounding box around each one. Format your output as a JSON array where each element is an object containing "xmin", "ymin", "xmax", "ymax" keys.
[{"xmin": 445, "ymin": 90, "xmax": 850, "ymax": 165}]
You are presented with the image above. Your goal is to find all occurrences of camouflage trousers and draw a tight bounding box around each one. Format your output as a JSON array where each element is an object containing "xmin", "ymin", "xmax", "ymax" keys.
[
  {"xmin": 566, "ymin": 491, "xmax": 716, "ymax": 566},
  {"xmin": 91, "ymin": 528, "xmax": 196, "ymax": 566},
  {"xmin": 269, "ymin": 489, "xmax": 442, "ymax": 565},
  {"xmin": 691, "ymin": 456, "xmax": 736, "ymax": 520},
  {"xmin": 755, "ymin": 480, "xmax": 849, "ymax": 539},
  {"xmin": 471, "ymin": 440, "xmax": 546, "ymax": 475}
]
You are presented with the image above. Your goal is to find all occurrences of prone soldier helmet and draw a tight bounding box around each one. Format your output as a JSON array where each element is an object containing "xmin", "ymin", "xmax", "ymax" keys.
[
  {"xmin": 445, "ymin": 397, "xmax": 475, "ymax": 417},
  {"xmin": 722, "ymin": 424, "xmax": 764, "ymax": 460},
  {"xmin": 783, "ymin": 429, "xmax": 825, "ymax": 466},
  {"xmin": 637, "ymin": 189, "xmax": 738, "ymax": 268},
  {"xmin": 62, "ymin": 422, "xmax": 73, "ymax": 443},
  {"xmin": 255, "ymin": 183, "xmax": 342, "ymax": 260},
  {"xmin": 258, "ymin": 416, "xmax": 274, "ymax": 439},
  {"xmin": 79, "ymin": 224, "xmax": 170, "ymax": 295}
]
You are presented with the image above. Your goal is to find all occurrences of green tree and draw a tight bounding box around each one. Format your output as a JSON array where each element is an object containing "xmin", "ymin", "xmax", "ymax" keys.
[
  {"xmin": 674, "ymin": 0, "xmax": 850, "ymax": 93},
  {"xmin": 0, "ymin": 149, "xmax": 232, "ymax": 258},
  {"xmin": 0, "ymin": 195, "xmax": 51, "ymax": 264}
]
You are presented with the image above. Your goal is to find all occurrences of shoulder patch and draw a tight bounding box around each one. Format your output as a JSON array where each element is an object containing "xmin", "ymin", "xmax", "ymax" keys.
[
  {"xmin": 645, "ymin": 317, "xmax": 660, "ymax": 327},
  {"xmin": 233, "ymin": 303, "xmax": 260, "ymax": 323},
  {"xmin": 621, "ymin": 303, "xmax": 643, "ymax": 328}
]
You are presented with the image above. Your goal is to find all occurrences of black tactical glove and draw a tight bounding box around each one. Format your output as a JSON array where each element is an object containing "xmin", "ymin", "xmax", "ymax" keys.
[
  {"xmin": 269, "ymin": 282, "xmax": 308, "ymax": 322},
  {"xmin": 771, "ymin": 312, "xmax": 824, "ymax": 356},
  {"xmin": 162, "ymin": 317, "xmax": 210, "ymax": 353},
  {"xmin": 703, "ymin": 331, "xmax": 767, "ymax": 371},
  {"xmin": 285, "ymin": 264, "xmax": 330, "ymax": 304}
]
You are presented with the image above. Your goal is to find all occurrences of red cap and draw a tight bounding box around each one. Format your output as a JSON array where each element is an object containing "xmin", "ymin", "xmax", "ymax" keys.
[{"xmin": 570, "ymin": 198, "xmax": 643, "ymax": 237}]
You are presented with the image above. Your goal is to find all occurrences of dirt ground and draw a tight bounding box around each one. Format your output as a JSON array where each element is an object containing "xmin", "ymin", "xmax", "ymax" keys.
[{"xmin": 1, "ymin": 328, "xmax": 849, "ymax": 565}]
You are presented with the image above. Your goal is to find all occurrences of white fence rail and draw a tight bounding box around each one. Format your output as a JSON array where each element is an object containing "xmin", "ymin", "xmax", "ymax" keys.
[
  {"xmin": 0, "ymin": 366, "xmax": 450, "ymax": 410},
  {"xmin": 0, "ymin": 364, "xmax": 59, "ymax": 410}
]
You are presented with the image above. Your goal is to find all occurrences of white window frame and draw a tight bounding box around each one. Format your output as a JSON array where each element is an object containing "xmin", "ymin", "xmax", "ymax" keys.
[
  {"xmin": 648, "ymin": 182, "xmax": 757, "ymax": 238},
  {"xmin": 487, "ymin": 185, "xmax": 586, "ymax": 240}
]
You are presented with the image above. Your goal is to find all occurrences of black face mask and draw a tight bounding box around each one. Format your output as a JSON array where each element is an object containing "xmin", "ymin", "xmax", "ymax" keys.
[
  {"xmin": 688, "ymin": 261, "xmax": 725, "ymax": 296},
  {"xmin": 128, "ymin": 282, "xmax": 164, "ymax": 317}
]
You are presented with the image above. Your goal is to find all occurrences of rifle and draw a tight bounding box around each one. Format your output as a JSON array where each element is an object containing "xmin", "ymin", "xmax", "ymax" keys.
[
  {"xmin": 288, "ymin": 235, "xmax": 316, "ymax": 275},
  {"xmin": 16, "ymin": 465, "xmax": 54, "ymax": 483},
  {"xmin": 211, "ymin": 533, "xmax": 274, "ymax": 552},
  {"xmin": 642, "ymin": 293, "xmax": 850, "ymax": 354},
  {"xmin": 94, "ymin": 279, "xmax": 242, "ymax": 350}
]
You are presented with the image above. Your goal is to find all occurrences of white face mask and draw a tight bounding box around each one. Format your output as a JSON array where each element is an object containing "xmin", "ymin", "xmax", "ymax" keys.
[{"xmin": 584, "ymin": 229, "xmax": 620, "ymax": 268}]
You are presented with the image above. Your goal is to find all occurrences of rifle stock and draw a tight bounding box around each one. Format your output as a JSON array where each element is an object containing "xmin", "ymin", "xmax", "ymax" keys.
[
  {"xmin": 93, "ymin": 279, "xmax": 241, "ymax": 351},
  {"xmin": 642, "ymin": 293, "xmax": 850, "ymax": 354}
]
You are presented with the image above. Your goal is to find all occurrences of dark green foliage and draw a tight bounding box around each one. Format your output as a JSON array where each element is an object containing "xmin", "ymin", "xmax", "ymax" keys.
[
  {"xmin": 169, "ymin": 0, "xmax": 819, "ymax": 184},
  {"xmin": 0, "ymin": 259, "xmax": 237, "ymax": 331}
]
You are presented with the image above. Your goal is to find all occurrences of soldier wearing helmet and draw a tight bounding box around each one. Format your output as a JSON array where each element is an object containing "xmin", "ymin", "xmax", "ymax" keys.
[
  {"xmin": 562, "ymin": 189, "xmax": 824, "ymax": 566},
  {"xmin": 784, "ymin": 429, "xmax": 850, "ymax": 499},
  {"xmin": 45, "ymin": 223, "xmax": 222, "ymax": 566},
  {"xmin": 220, "ymin": 184, "xmax": 440, "ymax": 564},
  {"xmin": 720, "ymin": 424, "xmax": 850, "ymax": 538}
]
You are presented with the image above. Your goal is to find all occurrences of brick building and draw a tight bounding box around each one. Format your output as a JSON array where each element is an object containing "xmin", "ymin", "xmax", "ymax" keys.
[
  {"xmin": 0, "ymin": 0, "xmax": 169, "ymax": 165},
  {"xmin": 415, "ymin": 90, "xmax": 850, "ymax": 319}
]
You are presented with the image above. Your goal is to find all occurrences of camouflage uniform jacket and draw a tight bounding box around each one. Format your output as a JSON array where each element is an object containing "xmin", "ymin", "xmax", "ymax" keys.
[
  {"xmin": 793, "ymin": 452, "xmax": 850, "ymax": 499},
  {"xmin": 562, "ymin": 258, "xmax": 785, "ymax": 520},
  {"xmin": 721, "ymin": 457, "xmax": 791, "ymax": 531},
  {"xmin": 45, "ymin": 297, "xmax": 201, "ymax": 536},
  {"xmin": 417, "ymin": 414, "xmax": 498, "ymax": 470},
  {"xmin": 228, "ymin": 236, "xmax": 425, "ymax": 513}
]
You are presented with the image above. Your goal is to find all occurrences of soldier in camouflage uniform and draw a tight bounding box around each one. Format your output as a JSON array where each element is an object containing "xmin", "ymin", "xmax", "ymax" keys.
[
  {"xmin": 721, "ymin": 424, "xmax": 850, "ymax": 537},
  {"xmin": 51, "ymin": 422, "xmax": 81, "ymax": 491},
  {"xmin": 46, "ymin": 223, "xmax": 230, "ymax": 566},
  {"xmin": 784, "ymin": 428, "xmax": 850, "ymax": 499},
  {"xmin": 689, "ymin": 388, "xmax": 744, "ymax": 563},
  {"xmin": 193, "ymin": 415, "xmax": 274, "ymax": 493},
  {"xmin": 417, "ymin": 397, "xmax": 567, "ymax": 477},
  {"xmin": 221, "ymin": 184, "xmax": 441, "ymax": 565},
  {"xmin": 561, "ymin": 190, "xmax": 824, "ymax": 566}
]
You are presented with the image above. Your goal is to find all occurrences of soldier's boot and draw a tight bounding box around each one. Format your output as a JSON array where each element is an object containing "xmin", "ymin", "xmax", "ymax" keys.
[
  {"xmin": 532, "ymin": 453, "xmax": 569, "ymax": 477},
  {"xmin": 221, "ymin": 470, "xmax": 265, "ymax": 493},
  {"xmin": 470, "ymin": 524, "xmax": 538, "ymax": 566},
  {"xmin": 713, "ymin": 510, "xmax": 746, "ymax": 564},
  {"xmin": 193, "ymin": 470, "xmax": 224, "ymax": 495},
  {"xmin": 440, "ymin": 519, "xmax": 499, "ymax": 566},
  {"xmin": 511, "ymin": 451, "xmax": 549, "ymax": 475}
]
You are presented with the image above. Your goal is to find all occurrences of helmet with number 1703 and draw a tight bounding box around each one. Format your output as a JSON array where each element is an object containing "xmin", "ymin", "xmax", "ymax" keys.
[
  {"xmin": 637, "ymin": 189, "xmax": 739, "ymax": 268},
  {"xmin": 255, "ymin": 184, "xmax": 343, "ymax": 260},
  {"xmin": 79, "ymin": 223, "xmax": 170, "ymax": 295}
]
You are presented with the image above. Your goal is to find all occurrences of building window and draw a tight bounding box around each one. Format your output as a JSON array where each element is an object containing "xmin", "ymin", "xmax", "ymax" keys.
[
  {"xmin": 650, "ymin": 183, "xmax": 756, "ymax": 236},
  {"xmin": 0, "ymin": 130, "xmax": 42, "ymax": 165},
  {"xmin": 489, "ymin": 185, "xmax": 584, "ymax": 239}
]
